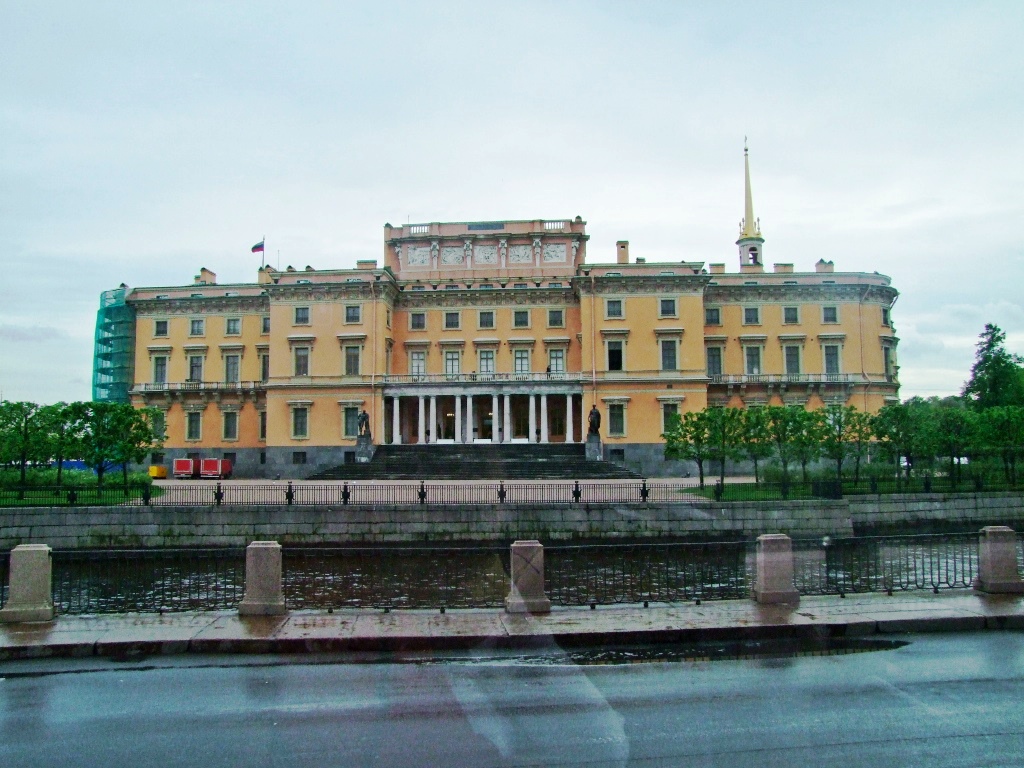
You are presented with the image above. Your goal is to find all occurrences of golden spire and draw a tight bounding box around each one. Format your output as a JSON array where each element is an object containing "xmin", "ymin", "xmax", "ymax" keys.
[{"xmin": 739, "ymin": 138, "xmax": 761, "ymax": 239}]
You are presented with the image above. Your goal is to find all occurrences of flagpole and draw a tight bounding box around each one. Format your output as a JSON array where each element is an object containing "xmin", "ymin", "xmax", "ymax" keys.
[{"xmin": 261, "ymin": 234, "xmax": 265, "ymax": 269}]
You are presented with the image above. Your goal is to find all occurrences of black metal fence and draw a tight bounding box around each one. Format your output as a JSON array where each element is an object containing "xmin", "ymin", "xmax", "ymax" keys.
[
  {"xmin": 0, "ymin": 483, "xmax": 152, "ymax": 508},
  {"xmin": 0, "ymin": 550, "xmax": 8, "ymax": 609}
]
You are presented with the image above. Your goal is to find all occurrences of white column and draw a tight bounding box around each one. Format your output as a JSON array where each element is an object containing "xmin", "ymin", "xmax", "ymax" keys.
[
  {"xmin": 540, "ymin": 394, "xmax": 549, "ymax": 443},
  {"xmin": 392, "ymin": 397, "xmax": 401, "ymax": 445},
  {"xmin": 429, "ymin": 396, "xmax": 437, "ymax": 443},
  {"xmin": 418, "ymin": 396, "xmax": 426, "ymax": 444},
  {"xmin": 566, "ymin": 394, "xmax": 574, "ymax": 443},
  {"xmin": 454, "ymin": 395, "xmax": 463, "ymax": 444},
  {"xmin": 492, "ymin": 394, "xmax": 500, "ymax": 443},
  {"xmin": 528, "ymin": 395, "xmax": 537, "ymax": 443},
  {"xmin": 466, "ymin": 395, "xmax": 474, "ymax": 442},
  {"xmin": 504, "ymin": 394, "xmax": 512, "ymax": 442}
]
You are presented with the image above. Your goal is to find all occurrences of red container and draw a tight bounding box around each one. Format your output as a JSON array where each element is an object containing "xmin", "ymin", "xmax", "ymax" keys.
[
  {"xmin": 172, "ymin": 458, "xmax": 197, "ymax": 479},
  {"xmin": 200, "ymin": 458, "xmax": 233, "ymax": 479}
]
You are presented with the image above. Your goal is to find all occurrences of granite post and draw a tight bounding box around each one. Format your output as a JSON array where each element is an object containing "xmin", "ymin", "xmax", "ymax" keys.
[
  {"xmin": 975, "ymin": 526, "xmax": 1024, "ymax": 594},
  {"xmin": 505, "ymin": 540, "xmax": 552, "ymax": 613},
  {"xmin": 753, "ymin": 534, "xmax": 800, "ymax": 605},
  {"xmin": 238, "ymin": 541, "xmax": 287, "ymax": 615},
  {"xmin": 0, "ymin": 544, "xmax": 55, "ymax": 623}
]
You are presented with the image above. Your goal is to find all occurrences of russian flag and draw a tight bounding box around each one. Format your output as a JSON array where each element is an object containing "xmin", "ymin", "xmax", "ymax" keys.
[{"xmin": 251, "ymin": 240, "xmax": 265, "ymax": 253}]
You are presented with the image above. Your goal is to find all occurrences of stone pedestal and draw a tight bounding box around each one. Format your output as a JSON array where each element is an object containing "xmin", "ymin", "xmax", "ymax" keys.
[
  {"xmin": 753, "ymin": 534, "xmax": 800, "ymax": 605},
  {"xmin": 585, "ymin": 434, "xmax": 602, "ymax": 461},
  {"xmin": 505, "ymin": 540, "xmax": 552, "ymax": 614},
  {"xmin": 0, "ymin": 544, "xmax": 55, "ymax": 623},
  {"xmin": 238, "ymin": 541, "xmax": 287, "ymax": 616},
  {"xmin": 975, "ymin": 526, "xmax": 1024, "ymax": 594},
  {"xmin": 355, "ymin": 434, "xmax": 375, "ymax": 464}
]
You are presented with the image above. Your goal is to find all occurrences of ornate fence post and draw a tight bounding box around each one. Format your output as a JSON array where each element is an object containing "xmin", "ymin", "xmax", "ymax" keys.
[
  {"xmin": 238, "ymin": 541, "xmax": 287, "ymax": 615},
  {"xmin": 0, "ymin": 544, "xmax": 55, "ymax": 623},
  {"xmin": 505, "ymin": 540, "xmax": 552, "ymax": 614},
  {"xmin": 753, "ymin": 534, "xmax": 800, "ymax": 605},
  {"xmin": 975, "ymin": 526, "xmax": 1024, "ymax": 594}
]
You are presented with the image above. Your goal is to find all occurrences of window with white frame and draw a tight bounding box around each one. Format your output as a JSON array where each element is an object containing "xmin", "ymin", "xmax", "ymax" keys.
[
  {"xmin": 662, "ymin": 402, "xmax": 679, "ymax": 432},
  {"xmin": 883, "ymin": 345, "xmax": 895, "ymax": 378},
  {"xmin": 548, "ymin": 348, "xmax": 565, "ymax": 373},
  {"xmin": 660, "ymin": 339, "xmax": 677, "ymax": 371},
  {"xmin": 743, "ymin": 307, "xmax": 760, "ymax": 325},
  {"xmin": 513, "ymin": 348, "xmax": 530, "ymax": 373},
  {"xmin": 444, "ymin": 311, "xmax": 460, "ymax": 330},
  {"xmin": 154, "ymin": 319, "xmax": 168, "ymax": 337},
  {"xmin": 223, "ymin": 411, "xmax": 238, "ymax": 441},
  {"xmin": 410, "ymin": 350, "xmax": 426, "ymax": 377},
  {"xmin": 261, "ymin": 316, "xmax": 270, "ymax": 334},
  {"xmin": 784, "ymin": 345, "xmax": 801, "ymax": 375},
  {"xmin": 705, "ymin": 307, "xmax": 721, "ymax": 325},
  {"xmin": 607, "ymin": 340, "xmax": 624, "ymax": 371},
  {"xmin": 608, "ymin": 404, "xmax": 626, "ymax": 436},
  {"xmin": 444, "ymin": 350, "xmax": 461, "ymax": 376},
  {"xmin": 548, "ymin": 309, "xmax": 564, "ymax": 328},
  {"xmin": 189, "ymin": 318, "xmax": 205, "ymax": 336},
  {"xmin": 186, "ymin": 411, "xmax": 202, "ymax": 441},
  {"xmin": 292, "ymin": 407, "xmax": 309, "ymax": 439},
  {"xmin": 824, "ymin": 345, "xmax": 841, "ymax": 375},
  {"xmin": 478, "ymin": 310, "xmax": 494, "ymax": 329},
  {"xmin": 343, "ymin": 346, "xmax": 360, "ymax": 376},
  {"xmin": 410, "ymin": 312, "xmax": 426, "ymax": 330},
  {"xmin": 882, "ymin": 307, "xmax": 891, "ymax": 327},
  {"xmin": 706, "ymin": 347, "xmax": 723, "ymax": 377},
  {"xmin": 224, "ymin": 354, "xmax": 240, "ymax": 383},
  {"xmin": 343, "ymin": 406, "xmax": 359, "ymax": 438},
  {"xmin": 294, "ymin": 346, "xmax": 310, "ymax": 377},
  {"xmin": 345, "ymin": 305, "xmax": 361, "ymax": 323},
  {"xmin": 260, "ymin": 354, "xmax": 270, "ymax": 382},
  {"xmin": 783, "ymin": 306, "xmax": 799, "ymax": 324},
  {"xmin": 606, "ymin": 299, "xmax": 623, "ymax": 319},
  {"xmin": 744, "ymin": 346, "xmax": 762, "ymax": 375},
  {"xmin": 225, "ymin": 318, "xmax": 241, "ymax": 335},
  {"xmin": 188, "ymin": 355, "xmax": 204, "ymax": 382},
  {"xmin": 823, "ymin": 306, "xmax": 839, "ymax": 324},
  {"xmin": 478, "ymin": 349, "xmax": 495, "ymax": 374},
  {"xmin": 513, "ymin": 310, "xmax": 530, "ymax": 328},
  {"xmin": 294, "ymin": 306, "xmax": 310, "ymax": 325},
  {"xmin": 153, "ymin": 356, "xmax": 167, "ymax": 384},
  {"xmin": 660, "ymin": 298, "xmax": 677, "ymax": 318},
  {"xmin": 151, "ymin": 411, "xmax": 166, "ymax": 440},
  {"xmin": 259, "ymin": 411, "xmax": 267, "ymax": 440}
]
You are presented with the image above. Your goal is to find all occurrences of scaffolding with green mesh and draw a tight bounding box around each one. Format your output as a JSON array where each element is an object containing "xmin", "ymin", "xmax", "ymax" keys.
[{"xmin": 92, "ymin": 287, "xmax": 136, "ymax": 402}]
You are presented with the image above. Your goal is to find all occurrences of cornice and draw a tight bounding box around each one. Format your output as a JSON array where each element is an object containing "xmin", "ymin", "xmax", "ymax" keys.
[
  {"xmin": 132, "ymin": 295, "xmax": 269, "ymax": 315},
  {"xmin": 395, "ymin": 287, "xmax": 575, "ymax": 309},
  {"xmin": 265, "ymin": 282, "xmax": 391, "ymax": 304},
  {"xmin": 704, "ymin": 283, "xmax": 898, "ymax": 304},
  {"xmin": 577, "ymin": 275, "xmax": 710, "ymax": 295}
]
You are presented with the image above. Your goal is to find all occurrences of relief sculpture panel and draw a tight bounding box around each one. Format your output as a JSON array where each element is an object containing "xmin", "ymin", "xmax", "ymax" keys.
[
  {"xmin": 406, "ymin": 246, "xmax": 430, "ymax": 267},
  {"xmin": 474, "ymin": 245, "xmax": 498, "ymax": 265},
  {"xmin": 508, "ymin": 244, "xmax": 533, "ymax": 264},
  {"xmin": 441, "ymin": 246, "xmax": 465, "ymax": 265},
  {"xmin": 543, "ymin": 243, "xmax": 567, "ymax": 263}
]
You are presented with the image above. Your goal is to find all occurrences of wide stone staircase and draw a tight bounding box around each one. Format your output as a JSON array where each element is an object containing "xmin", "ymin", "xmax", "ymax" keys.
[{"xmin": 308, "ymin": 443, "xmax": 643, "ymax": 481}]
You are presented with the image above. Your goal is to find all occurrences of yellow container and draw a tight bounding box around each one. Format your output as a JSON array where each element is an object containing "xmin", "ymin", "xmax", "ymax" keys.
[{"xmin": 148, "ymin": 465, "xmax": 168, "ymax": 479}]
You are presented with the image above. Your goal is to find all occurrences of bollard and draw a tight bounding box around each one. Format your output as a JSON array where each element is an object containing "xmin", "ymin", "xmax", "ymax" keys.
[
  {"xmin": 505, "ymin": 540, "xmax": 552, "ymax": 614},
  {"xmin": 0, "ymin": 544, "xmax": 55, "ymax": 623},
  {"xmin": 974, "ymin": 526, "xmax": 1024, "ymax": 594},
  {"xmin": 753, "ymin": 534, "xmax": 800, "ymax": 605},
  {"xmin": 238, "ymin": 541, "xmax": 287, "ymax": 616}
]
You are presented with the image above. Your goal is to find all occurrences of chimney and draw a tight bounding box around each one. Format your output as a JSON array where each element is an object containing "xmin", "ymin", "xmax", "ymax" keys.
[
  {"xmin": 709, "ymin": 263, "xmax": 726, "ymax": 274},
  {"xmin": 194, "ymin": 268, "xmax": 217, "ymax": 285},
  {"xmin": 773, "ymin": 263, "xmax": 794, "ymax": 273},
  {"xmin": 616, "ymin": 241, "xmax": 630, "ymax": 264},
  {"xmin": 815, "ymin": 259, "xmax": 835, "ymax": 273}
]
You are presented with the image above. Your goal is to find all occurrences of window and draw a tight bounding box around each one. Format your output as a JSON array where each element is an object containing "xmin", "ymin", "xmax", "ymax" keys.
[
  {"xmin": 444, "ymin": 350, "xmax": 461, "ymax": 376},
  {"xmin": 513, "ymin": 310, "xmax": 530, "ymax": 328},
  {"xmin": 260, "ymin": 354, "xmax": 270, "ymax": 382},
  {"xmin": 745, "ymin": 346, "xmax": 762, "ymax": 375},
  {"xmin": 662, "ymin": 402, "xmax": 679, "ymax": 432},
  {"xmin": 261, "ymin": 316, "xmax": 270, "ymax": 334},
  {"xmin": 514, "ymin": 348, "xmax": 531, "ymax": 374},
  {"xmin": 153, "ymin": 356, "xmax": 167, "ymax": 384},
  {"xmin": 189, "ymin": 318, "xmax": 205, "ymax": 336},
  {"xmin": 606, "ymin": 299, "xmax": 623, "ymax": 318},
  {"xmin": 224, "ymin": 354, "xmax": 240, "ymax": 383},
  {"xmin": 548, "ymin": 282, "xmax": 562, "ymax": 288},
  {"xmin": 186, "ymin": 412, "xmax": 202, "ymax": 440},
  {"xmin": 444, "ymin": 311, "xmax": 460, "ymax": 330},
  {"xmin": 225, "ymin": 318, "xmax": 241, "ymax": 335},
  {"xmin": 410, "ymin": 312, "xmax": 426, "ymax": 330},
  {"xmin": 883, "ymin": 346, "xmax": 895, "ymax": 378},
  {"xmin": 151, "ymin": 451, "xmax": 165, "ymax": 465},
  {"xmin": 513, "ymin": 283, "xmax": 528, "ymax": 289},
  {"xmin": 292, "ymin": 451, "xmax": 307, "ymax": 465},
  {"xmin": 479, "ymin": 349, "xmax": 495, "ymax": 374},
  {"xmin": 410, "ymin": 350, "xmax": 426, "ymax": 376},
  {"xmin": 784, "ymin": 345, "xmax": 801, "ymax": 375},
  {"xmin": 343, "ymin": 406, "xmax": 359, "ymax": 438},
  {"xmin": 660, "ymin": 298, "xmax": 677, "ymax": 317},
  {"xmin": 410, "ymin": 285, "xmax": 426, "ymax": 291},
  {"xmin": 259, "ymin": 411, "xmax": 267, "ymax": 440},
  {"xmin": 294, "ymin": 346, "xmax": 310, "ymax": 377},
  {"xmin": 188, "ymin": 355, "xmax": 204, "ymax": 382},
  {"xmin": 823, "ymin": 306, "xmax": 839, "ymax": 323},
  {"xmin": 743, "ymin": 307, "xmax": 760, "ymax": 325},
  {"xmin": 478, "ymin": 283, "xmax": 493, "ymax": 289},
  {"xmin": 260, "ymin": 450, "xmax": 266, "ymax": 464},
  {"xmin": 223, "ymin": 452, "xmax": 236, "ymax": 465},
  {"xmin": 445, "ymin": 284, "xmax": 459, "ymax": 290},
  {"xmin": 608, "ymin": 404, "xmax": 625, "ymax": 436},
  {"xmin": 345, "ymin": 305, "xmax": 361, "ymax": 323},
  {"xmin": 783, "ymin": 307, "xmax": 799, "ymax": 324},
  {"xmin": 706, "ymin": 347, "xmax": 723, "ymax": 377},
  {"xmin": 548, "ymin": 348, "xmax": 565, "ymax": 373},
  {"xmin": 548, "ymin": 309, "xmax": 564, "ymax": 328},
  {"xmin": 151, "ymin": 412, "xmax": 166, "ymax": 440},
  {"xmin": 223, "ymin": 411, "xmax": 238, "ymax": 441},
  {"xmin": 705, "ymin": 307, "xmax": 721, "ymax": 325},
  {"xmin": 607, "ymin": 340, "xmax": 624, "ymax": 371},
  {"xmin": 344, "ymin": 346, "xmax": 360, "ymax": 376},
  {"xmin": 660, "ymin": 339, "xmax": 677, "ymax": 371},
  {"xmin": 882, "ymin": 307, "xmax": 891, "ymax": 327},
  {"xmin": 292, "ymin": 407, "xmax": 309, "ymax": 438},
  {"xmin": 294, "ymin": 306, "xmax": 310, "ymax": 325},
  {"xmin": 154, "ymin": 320, "xmax": 168, "ymax": 337},
  {"xmin": 824, "ymin": 345, "xmax": 841, "ymax": 375},
  {"xmin": 478, "ymin": 311, "xmax": 494, "ymax": 329}
]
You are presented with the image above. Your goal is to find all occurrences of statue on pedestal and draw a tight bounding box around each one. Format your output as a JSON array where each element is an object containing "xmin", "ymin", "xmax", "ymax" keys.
[
  {"xmin": 357, "ymin": 409, "xmax": 371, "ymax": 440},
  {"xmin": 588, "ymin": 405, "xmax": 601, "ymax": 437}
]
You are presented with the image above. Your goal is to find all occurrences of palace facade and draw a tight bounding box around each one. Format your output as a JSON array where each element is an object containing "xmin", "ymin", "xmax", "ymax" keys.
[{"xmin": 93, "ymin": 152, "xmax": 899, "ymax": 477}]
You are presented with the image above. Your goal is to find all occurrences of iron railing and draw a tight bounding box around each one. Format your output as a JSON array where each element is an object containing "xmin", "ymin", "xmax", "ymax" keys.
[
  {"xmin": 51, "ymin": 547, "xmax": 246, "ymax": 614},
  {"xmin": 791, "ymin": 534, "xmax": 978, "ymax": 595},
  {"xmin": 545, "ymin": 541, "xmax": 751, "ymax": 605},
  {"xmin": 0, "ymin": 484, "xmax": 153, "ymax": 508},
  {"xmin": 0, "ymin": 550, "xmax": 8, "ymax": 609},
  {"xmin": 282, "ymin": 545, "xmax": 509, "ymax": 610}
]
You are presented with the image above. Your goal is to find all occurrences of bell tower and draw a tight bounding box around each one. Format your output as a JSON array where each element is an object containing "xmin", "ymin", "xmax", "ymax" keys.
[{"xmin": 736, "ymin": 140, "xmax": 764, "ymax": 271}]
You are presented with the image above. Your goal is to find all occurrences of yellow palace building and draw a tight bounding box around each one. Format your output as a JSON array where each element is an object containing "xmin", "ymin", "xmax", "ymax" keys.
[{"xmin": 93, "ymin": 151, "xmax": 899, "ymax": 477}]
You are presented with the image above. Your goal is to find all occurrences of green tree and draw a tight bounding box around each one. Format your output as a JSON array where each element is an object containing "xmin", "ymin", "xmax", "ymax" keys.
[
  {"xmin": 80, "ymin": 402, "xmax": 162, "ymax": 487},
  {"xmin": 663, "ymin": 410, "xmax": 711, "ymax": 487},
  {"xmin": 762, "ymin": 406, "xmax": 808, "ymax": 494},
  {"xmin": 977, "ymin": 406, "xmax": 1024, "ymax": 484},
  {"xmin": 962, "ymin": 324, "xmax": 1024, "ymax": 410},
  {"xmin": 705, "ymin": 407, "xmax": 744, "ymax": 487},
  {"xmin": 933, "ymin": 398, "xmax": 977, "ymax": 489},
  {"xmin": 821, "ymin": 404, "xmax": 858, "ymax": 483},
  {"xmin": 37, "ymin": 401, "xmax": 88, "ymax": 486},
  {"xmin": 846, "ymin": 408, "xmax": 875, "ymax": 486},
  {"xmin": 0, "ymin": 401, "xmax": 45, "ymax": 487},
  {"xmin": 792, "ymin": 408, "xmax": 826, "ymax": 484},
  {"xmin": 739, "ymin": 407, "xmax": 773, "ymax": 484}
]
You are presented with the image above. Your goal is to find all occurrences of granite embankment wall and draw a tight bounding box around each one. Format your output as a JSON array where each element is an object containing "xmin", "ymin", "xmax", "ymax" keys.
[{"xmin": 2, "ymin": 493, "xmax": 1023, "ymax": 549}]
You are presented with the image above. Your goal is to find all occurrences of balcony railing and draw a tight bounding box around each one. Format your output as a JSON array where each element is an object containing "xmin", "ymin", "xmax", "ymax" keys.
[
  {"xmin": 709, "ymin": 373, "xmax": 855, "ymax": 385},
  {"xmin": 380, "ymin": 372, "xmax": 582, "ymax": 385},
  {"xmin": 136, "ymin": 381, "xmax": 265, "ymax": 393}
]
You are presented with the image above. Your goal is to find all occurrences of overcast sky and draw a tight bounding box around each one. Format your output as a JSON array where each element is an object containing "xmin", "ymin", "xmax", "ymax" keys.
[{"xmin": 2, "ymin": 1, "xmax": 1022, "ymax": 405}]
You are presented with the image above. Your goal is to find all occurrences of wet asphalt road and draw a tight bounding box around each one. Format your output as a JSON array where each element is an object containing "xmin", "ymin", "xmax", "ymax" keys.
[{"xmin": 2, "ymin": 633, "xmax": 1024, "ymax": 767}]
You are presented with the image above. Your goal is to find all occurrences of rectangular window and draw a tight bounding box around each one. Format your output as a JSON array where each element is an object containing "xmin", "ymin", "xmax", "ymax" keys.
[
  {"xmin": 883, "ymin": 346, "xmax": 894, "ymax": 378},
  {"xmin": 151, "ymin": 412, "xmax": 166, "ymax": 440},
  {"xmin": 292, "ymin": 451, "xmax": 307, "ymax": 465},
  {"xmin": 260, "ymin": 354, "xmax": 270, "ymax": 382},
  {"xmin": 444, "ymin": 311, "xmax": 460, "ymax": 330},
  {"xmin": 386, "ymin": 309, "xmax": 391, "ymax": 328},
  {"xmin": 479, "ymin": 349, "xmax": 494, "ymax": 374},
  {"xmin": 294, "ymin": 306, "xmax": 310, "ymax": 325},
  {"xmin": 343, "ymin": 406, "xmax": 359, "ymax": 438},
  {"xmin": 743, "ymin": 307, "xmax": 760, "ymax": 325},
  {"xmin": 410, "ymin": 312, "xmax": 426, "ymax": 330},
  {"xmin": 548, "ymin": 348, "xmax": 565, "ymax": 373},
  {"xmin": 608, "ymin": 404, "xmax": 625, "ymax": 436},
  {"xmin": 706, "ymin": 347, "xmax": 723, "ymax": 377},
  {"xmin": 444, "ymin": 350, "xmax": 461, "ymax": 376},
  {"xmin": 189, "ymin": 318, "xmax": 205, "ymax": 336},
  {"xmin": 745, "ymin": 346, "xmax": 762, "ymax": 375},
  {"xmin": 223, "ymin": 411, "xmax": 238, "ymax": 441},
  {"xmin": 153, "ymin": 356, "xmax": 167, "ymax": 384},
  {"xmin": 607, "ymin": 340, "xmax": 624, "ymax": 371},
  {"xmin": 514, "ymin": 348, "xmax": 531, "ymax": 374},
  {"xmin": 513, "ymin": 310, "xmax": 530, "ymax": 328},
  {"xmin": 478, "ymin": 310, "xmax": 494, "ymax": 329},
  {"xmin": 225, "ymin": 318, "xmax": 241, "ymax": 335},
  {"xmin": 662, "ymin": 402, "xmax": 679, "ymax": 432},
  {"xmin": 705, "ymin": 307, "xmax": 721, "ymax": 325},
  {"xmin": 882, "ymin": 307, "xmax": 891, "ymax": 326},
  {"xmin": 783, "ymin": 307, "xmax": 799, "ymax": 324},
  {"xmin": 410, "ymin": 350, "xmax": 426, "ymax": 376},
  {"xmin": 660, "ymin": 298, "xmax": 677, "ymax": 317},
  {"xmin": 345, "ymin": 305, "xmax": 361, "ymax": 323},
  {"xmin": 154, "ymin": 319, "xmax": 168, "ymax": 337},
  {"xmin": 188, "ymin": 355, "xmax": 204, "ymax": 382},
  {"xmin": 261, "ymin": 316, "xmax": 270, "ymax": 334},
  {"xmin": 292, "ymin": 407, "xmax": 309, "ymax": 438},
  {"xmin": 548, "ymin": 309, "xmax": 564, "ymax": 328},
  {"xmin": 186, "ymin": 411, "xmax": 202, "ymax": 441},
  {"xmin": 224, "ymin": 354, "xmax": 240, "ymax": 383},
  {"xmin": 823, "ymin": 306, "xmax": 839, "ymax": 323},
  {"xmin": 344, "ymin": 346, "xmax": 360, "ymax": 376},
  {"xmin": 294, "ymin": 347, "xmax": 310, "ymax": 377},
  {"xmin": 606, "ymin": 299, "xmax": 623, "ymax": 318},
  {"xmin": 824, "ymin": 345, "xmax": 841, "ymax": 375},
  {"xmin": 784, "ymin": 346, "xmax": 801, "ymax": 375},
  {"xmin": 259, "ymin": 411, "xmax": 267, "ymax": 440},
  {"xmin": 660, "ymin": 339, "xmax": 677, "ymax": 371}
]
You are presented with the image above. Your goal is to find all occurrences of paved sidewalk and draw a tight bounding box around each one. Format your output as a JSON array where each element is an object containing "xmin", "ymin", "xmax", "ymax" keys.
[{"xmin": 3, "ymin": 591, "xmax": 1024, "ymax": 660}]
